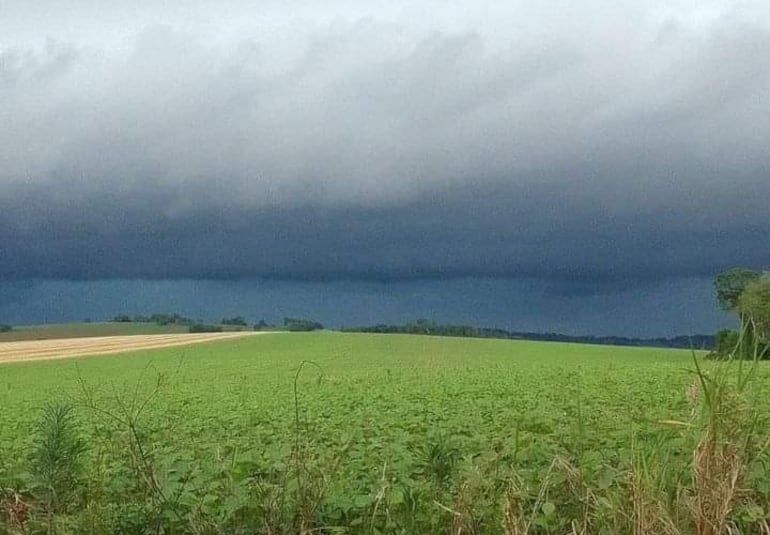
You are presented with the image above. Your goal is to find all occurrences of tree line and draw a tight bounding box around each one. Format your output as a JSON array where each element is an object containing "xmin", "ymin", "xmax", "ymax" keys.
[
  {"xmin": 113, "ymin": 313, "xmax": 197, "ymax": 326},
  {"xmin": 341, "ymin": 319, "xmax": 714, "ymax": 349},
  {"xmin": 110, "ymin": 313, "xmax": 324, "ymax": 333},
  {"xmin": 342, "ymin": 269, "xmax": 770, "ymax": 355}
]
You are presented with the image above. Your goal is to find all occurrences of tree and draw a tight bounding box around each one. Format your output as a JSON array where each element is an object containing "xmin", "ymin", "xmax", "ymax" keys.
[
  {"xmin": 714, "ymin": 268, "xmax": 761, "ymax": 310},
  {"xmin": 712, "ymin": 268, "xmax": 766, "ymax": 358},
  {"xmin": 0, "ymin": 324, "xmax": 12, "ymax": 333},
  {"xmin": 738, "ymin": 276, "xmax": 770, "ymax": 344}
]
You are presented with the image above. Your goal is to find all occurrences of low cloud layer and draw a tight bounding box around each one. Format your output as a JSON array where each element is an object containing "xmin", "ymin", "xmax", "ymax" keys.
[
  {"xmin": 0, "ymin": 277, "xmax": 731, "ymax": 337},
  {"xmin": 2, "ymin": 2, "xmax": 769, "ymax": 287}
]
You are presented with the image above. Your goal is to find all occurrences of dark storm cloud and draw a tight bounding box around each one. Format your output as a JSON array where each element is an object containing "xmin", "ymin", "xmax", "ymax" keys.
[
  {"xmin": 2, "ymin": 180, "xmax": 767, "ymax": 283},
  {"xmin": 2, "ymin": 11, "xmax": 769, "ymax": 285}
]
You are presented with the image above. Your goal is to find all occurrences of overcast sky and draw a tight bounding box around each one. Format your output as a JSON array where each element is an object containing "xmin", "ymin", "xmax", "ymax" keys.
[{"xmin": 1, "ymin": 1, "xmax": 768, "ymax": 334}]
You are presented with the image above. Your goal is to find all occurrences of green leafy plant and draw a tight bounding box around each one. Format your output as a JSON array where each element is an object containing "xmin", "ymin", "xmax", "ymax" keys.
[{"xmin": 29, "ymin": 401, "xmax": 87, "ymax": 517}]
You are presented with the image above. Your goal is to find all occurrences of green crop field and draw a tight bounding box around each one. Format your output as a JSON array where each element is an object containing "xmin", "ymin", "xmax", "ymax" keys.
[{"xmin": 1, "ymin": 332, "xmax": 768, "ymax": 534}]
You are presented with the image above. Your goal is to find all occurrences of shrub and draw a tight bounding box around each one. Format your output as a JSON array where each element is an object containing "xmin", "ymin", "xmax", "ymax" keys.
[
  {"xmin": 283, "ymin": 317, "xmax": 323, "ymax": 331},
  {"xmin": 713, "ymin": 328, "xmax": 739, "ymax": 356},
  {"xmin": 188, "ymin": 323, "xmax": 223, "ymax": 333},
  {"xmin": 0, "ymin": 324, "xmax": 12, "ymax": 332},
  {"xmin": 29, "ymin": 402, "xmax": 86, "ymax": 515},
  {"xmin": 151, "ymin": 313, "xmax": 195, "ymax": 326}
]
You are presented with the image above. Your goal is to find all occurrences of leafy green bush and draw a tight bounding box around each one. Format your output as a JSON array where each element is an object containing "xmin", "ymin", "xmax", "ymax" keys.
[
  {"xmin": 0, "ymin": 324, "xmax": 11, "ymax": 332},
  {"xmin": 29, "ymin": 402, "xmax": 86, "ymax": 515},
  {"xmin": 713, "ymin": 328, "xmax": 739, "ymax": 356}
]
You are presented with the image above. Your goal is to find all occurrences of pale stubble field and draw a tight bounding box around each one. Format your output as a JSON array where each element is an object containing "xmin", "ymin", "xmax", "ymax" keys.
[{"xmin": 0, "ymin": 331, "xmax": 268, "ymax": 364}]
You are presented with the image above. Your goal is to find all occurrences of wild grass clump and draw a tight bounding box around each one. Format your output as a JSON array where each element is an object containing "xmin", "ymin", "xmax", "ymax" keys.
[{"xmin": 620, "ymin": 326, "xmax": 770, "ymax": 535}]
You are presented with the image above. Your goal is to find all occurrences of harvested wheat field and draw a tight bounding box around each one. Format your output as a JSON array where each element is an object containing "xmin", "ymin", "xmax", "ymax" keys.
[{"xmin": 0, "ymin": 331, "xmax": 270, "ymax": 364}]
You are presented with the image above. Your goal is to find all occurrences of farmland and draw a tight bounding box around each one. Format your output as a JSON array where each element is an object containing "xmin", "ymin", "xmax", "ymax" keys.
[
  {"xmin": 0, "ymin": 332, "xmax": 266, "ymax": 364},
  {"xmin": 0, "ymin": 322, "xmax": 249, "ymax": 343},
  {"xmin": 1, "ymin": 332, "xmax": 769, "ymax": 533}
]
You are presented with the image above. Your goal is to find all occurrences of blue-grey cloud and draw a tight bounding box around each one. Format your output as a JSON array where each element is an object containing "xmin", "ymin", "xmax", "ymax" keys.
[{"xmin": 1, "ymin": 5, "xmax": 769, "ymax": 290}]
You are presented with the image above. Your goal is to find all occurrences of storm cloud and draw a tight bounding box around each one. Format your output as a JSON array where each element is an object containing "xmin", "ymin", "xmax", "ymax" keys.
[{"xmin": 1, "ymin": 1, "xmax": 769, "ymax": 331}]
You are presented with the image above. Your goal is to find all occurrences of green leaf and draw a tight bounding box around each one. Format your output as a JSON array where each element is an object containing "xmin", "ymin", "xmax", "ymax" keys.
[{"xmin": 388, "ymin": 488, "xmax": 405, "ymax": 505}]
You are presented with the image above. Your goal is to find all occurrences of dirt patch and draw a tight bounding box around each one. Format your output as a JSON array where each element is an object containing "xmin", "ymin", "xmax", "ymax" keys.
[{"xmin": 0, "ymin": 332, "xmax": 273, "ymax": 364}]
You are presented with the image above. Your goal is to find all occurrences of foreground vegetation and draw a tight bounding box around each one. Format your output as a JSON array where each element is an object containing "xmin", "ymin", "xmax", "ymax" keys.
[{"xmin": 1, "ymin": 333, "xmax": 769, "ymax": 534}]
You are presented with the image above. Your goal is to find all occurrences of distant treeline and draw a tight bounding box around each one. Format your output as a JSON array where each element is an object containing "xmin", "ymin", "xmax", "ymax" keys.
[
  {"xmin": 112, "ymin": 313, "xmax": 246, "ymax": 333},
  {"xmin": 341, "ymin": 319, "xmax": 714, "ymax": 349},
  {"xmin": 111, "ymin": 313, "xmax": 323, "ymax": 333},
  {"xmin": 283, "ymin": 317, "xmax": 324, "ymax": 331},
  {"xmin": 113, "ymin": 313, "xmax": 196, "ymax": 326}
]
